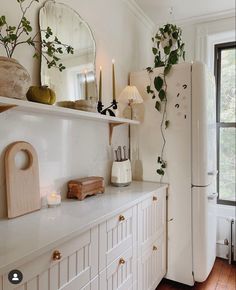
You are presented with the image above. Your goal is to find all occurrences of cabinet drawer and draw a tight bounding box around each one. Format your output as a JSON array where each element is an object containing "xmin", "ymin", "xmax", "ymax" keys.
[
  {"xmin": 60, "ymin": 275, "xmax": 99, "ymax": 290},
  {"xmin": 138, "ymin": 234, "xmax": 166, "ymax": 290},
  {"xmin": 3, "ymin": 227, "xmax": 98, "ymax": 290},
  {"xmin": 99, "ymin": 206, "xmax": 137, "ymax": 271},
  {"xmin": 138, "ymin": 188, "xmax": 166, "ymax": 252},
  {"xmin": 99, "ymin": 247, "xmax": 134, "ymax": 290}
]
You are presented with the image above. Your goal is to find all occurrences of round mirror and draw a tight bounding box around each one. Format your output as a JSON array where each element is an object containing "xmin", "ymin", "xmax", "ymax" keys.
[{"xmin": 39, "ymin": 1, "xmax": 97, "ymax": 105}]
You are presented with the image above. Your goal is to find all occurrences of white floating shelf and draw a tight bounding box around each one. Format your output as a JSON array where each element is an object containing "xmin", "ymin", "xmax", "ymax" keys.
[{"xmin": 0, "ymin": 96, "xmax": 139, "ymax": 125}]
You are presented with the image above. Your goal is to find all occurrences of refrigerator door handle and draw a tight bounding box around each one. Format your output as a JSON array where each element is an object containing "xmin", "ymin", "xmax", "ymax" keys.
[
  {"xmin": 207, "ymin": 170, "xmax": 218, "ymax": 176},
  {"xmin": 207, "ymin": 192, "xmax": 218, "ymax": 200}
]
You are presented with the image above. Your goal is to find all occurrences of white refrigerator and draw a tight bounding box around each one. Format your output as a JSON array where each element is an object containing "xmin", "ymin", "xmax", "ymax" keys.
[{"xmin": 130, "ymin": 62, "xmax": 217, "ymax": 285}]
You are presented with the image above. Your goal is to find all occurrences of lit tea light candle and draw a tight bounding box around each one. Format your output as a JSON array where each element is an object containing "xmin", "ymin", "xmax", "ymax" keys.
[{"xmin": 47, "ymin": 192, "xmax": 61, "ymax": 207}]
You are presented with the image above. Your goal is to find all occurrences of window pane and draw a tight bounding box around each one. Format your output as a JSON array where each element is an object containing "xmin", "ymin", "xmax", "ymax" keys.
[
  {"xmin": 219, "ymin": 127, "xmax": 236, "ymax": 201},
  {"xmin": 220, "ymin": 48, "xmax": 236, "ymax": 123}
]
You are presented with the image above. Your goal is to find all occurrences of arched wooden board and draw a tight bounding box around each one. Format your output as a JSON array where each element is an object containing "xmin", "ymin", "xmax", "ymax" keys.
[{"xmin": 5, "ymin": 141, "xmax": 41, "ymax": 218}]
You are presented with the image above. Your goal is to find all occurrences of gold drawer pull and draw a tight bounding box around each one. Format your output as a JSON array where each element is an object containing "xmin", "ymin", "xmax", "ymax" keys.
[
  {"xmin": 119, "ymin": 215, "xmax": 125, "ymax": 222},
  {"xmin": 119, "ymin": 258, "xmax": 126, "ymax": 265},
  {"xmin": 52, "ymin": 250, "xmax": 62, "ymax": 261},
  {"xmin": 153, "ymin": 196, "xmax": 157, "ymax": 201},
  {"xmin": 153, "ymin": 245, "xmax": 158, "ymax": 251}
]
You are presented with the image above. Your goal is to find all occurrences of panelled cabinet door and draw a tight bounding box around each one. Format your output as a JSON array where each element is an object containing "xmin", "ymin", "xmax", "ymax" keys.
[
  {"xmin": 138, "ymin": 189, "xmax": 166, "ymax": 254},
  {"xmin": 99, "ymin": 247, "xmax": 134, "ymax": 290},
  {"xmin": 3, "ymin": 227, "xmax": 98, "ymax": 290},
  {"xmin": 99, "ymin": 206, "xmax": 137, "ymax": 271},
  {"xmin": 138, "ymin": 235, "xmax": 166, "ymax": 290}
]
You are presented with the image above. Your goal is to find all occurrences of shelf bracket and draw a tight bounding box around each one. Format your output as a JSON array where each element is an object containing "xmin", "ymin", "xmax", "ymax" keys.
[
  {"xmin": 109, "ymin": 122, "xmax": 124, "ymax": 145},
  {"xmin": 0, "ymin": 105, "xmax": 17, "ymax": 113}
]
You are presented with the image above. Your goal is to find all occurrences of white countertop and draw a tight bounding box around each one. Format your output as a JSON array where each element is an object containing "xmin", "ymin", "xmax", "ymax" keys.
[{"xmin": 0, "ymin": 181, "xmax": 167, "ymax": 275}]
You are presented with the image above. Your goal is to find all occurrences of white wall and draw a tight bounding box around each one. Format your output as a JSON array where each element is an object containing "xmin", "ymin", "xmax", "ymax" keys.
[{"xmin": 0, "ymin": 0, "xmax": 153, "ymax": 217}]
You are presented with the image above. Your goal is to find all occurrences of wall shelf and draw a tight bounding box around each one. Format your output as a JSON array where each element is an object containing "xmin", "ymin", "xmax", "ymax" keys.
[{"xmin": 0, "ymin": 96, "xmax": 139, "ymax": 144}]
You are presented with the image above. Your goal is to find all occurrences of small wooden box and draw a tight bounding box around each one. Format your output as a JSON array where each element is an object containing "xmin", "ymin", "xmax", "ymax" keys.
[{"xmin": 67, "ymin": 176, "xmax": 105, "ymax": 201}]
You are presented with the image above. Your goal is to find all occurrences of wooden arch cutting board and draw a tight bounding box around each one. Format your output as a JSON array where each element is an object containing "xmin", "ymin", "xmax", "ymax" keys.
[{"xmin": 5, "ymin": 141, "xmax": 41, "ymax": 218}]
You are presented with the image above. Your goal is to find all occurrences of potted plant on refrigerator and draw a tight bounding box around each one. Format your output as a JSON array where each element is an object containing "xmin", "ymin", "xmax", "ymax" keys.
[
  {"xmin": 146, "ymin": 23, "xmax": 185, "ymax": 177},
  {"xmin": 0, "ymin": 0, "xmax": 73, "ymax": 100}
]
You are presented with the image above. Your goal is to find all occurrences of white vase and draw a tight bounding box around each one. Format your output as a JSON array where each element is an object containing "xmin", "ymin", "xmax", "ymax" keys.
[{"xmin": 0, "ymin": 56, "xmax": 31, "ymax": 100}]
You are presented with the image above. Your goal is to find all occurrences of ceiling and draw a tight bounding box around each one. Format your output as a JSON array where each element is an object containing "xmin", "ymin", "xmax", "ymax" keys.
[{"xmin": 134, "ymin": 0, "xmax": 235, "ymax": 24}]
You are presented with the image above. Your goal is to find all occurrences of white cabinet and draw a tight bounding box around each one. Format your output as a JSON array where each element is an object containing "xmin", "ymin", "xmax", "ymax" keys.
[
  {"xmin": 137, "ymin": 188, "xmax": 167, "ymax": 290},
  {"xmin": 99, "ymin": 207, "xmax": 137, "ymax": 271},
  {"xmin": 138, "ymin": 235, "xmax": 166, "ymax": 290},
  {"xmin": 0, "ymin": 185, "xmax": 167, "ymax": 290},
  {"xmin": 2, "ymin": 227, "xmax": 98, "ymax": 290}
]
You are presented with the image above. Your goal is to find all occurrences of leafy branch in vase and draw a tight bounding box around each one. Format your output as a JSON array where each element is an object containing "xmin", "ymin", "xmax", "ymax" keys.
[
  {"xmin": 146, "ymin": 24, "xmax": 185, "ymax": 178},
  {"xmin": 0, "ymin": 0, "xmax": 74, "ymax": 71}
]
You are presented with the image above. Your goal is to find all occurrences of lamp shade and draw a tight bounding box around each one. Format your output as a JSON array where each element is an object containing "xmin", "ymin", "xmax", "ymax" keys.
[{"xmin": 118, "ymin": 85, "xmax": 143, "ymax": 104}]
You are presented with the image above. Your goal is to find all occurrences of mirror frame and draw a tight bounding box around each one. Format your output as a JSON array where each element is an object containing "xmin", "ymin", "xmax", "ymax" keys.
[{"xmin": 39, "ymin": 0, "xmax": 98, "ymax": 102}]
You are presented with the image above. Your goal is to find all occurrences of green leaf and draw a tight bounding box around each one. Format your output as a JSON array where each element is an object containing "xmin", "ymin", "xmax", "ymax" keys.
[
  {"xmin": 165, "ymin": 120, "xmax": 170, "ymax": 129},
  {"xmin": 183, "ymin": 51, "xmax": 186, "ymax": 61},
  {"xmin": 155, "ymin": 101, "xmax": 161, "ymax": 112},
  {"xmin": 0, "ymin": 16, "xmax": 6, "ymax": 27},
  {"xmin": 169, "ymin": 50, "xmax": 178, "ymax": 64},
  {"xmin": 152, "ymin": 47, "xmax": 158, "ymax": 55},
  {"xmin": 9, "ymin": 34, "xmax": 17, "ymax": 41},
  {"xmin": 158, "ymin": 89, "xmax": 166, "ymax": 101},
  {"xmin": 164, "ymin": 46, "xmax": 171, "ymax": 55},
  {"xmin": 172, "ymin": 32, "xmax": 178, "ymax": 39},
  {"xmin": 154, "ymin": 76, "xmax": 163, "ymax": 91}
]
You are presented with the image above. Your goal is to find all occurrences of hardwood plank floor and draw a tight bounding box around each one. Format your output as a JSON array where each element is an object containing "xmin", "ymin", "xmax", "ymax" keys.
[{"xmin": 156, "ymin": 258, "xmax": 236, "ymax": 290}]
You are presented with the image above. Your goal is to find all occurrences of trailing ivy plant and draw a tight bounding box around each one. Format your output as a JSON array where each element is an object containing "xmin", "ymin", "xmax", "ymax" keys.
[
  {"xmin": 146, "ymin": 24, "xmax": 185, "ymax": 177},
  {"xmin": 0, "ymin": 0, "xmax": 74, "ymax": 71}
]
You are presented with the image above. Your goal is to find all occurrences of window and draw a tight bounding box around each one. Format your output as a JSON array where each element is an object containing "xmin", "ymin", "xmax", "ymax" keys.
[{"xmin": 214, "ymin": 42, "xmax": 236, "ymax": 206}]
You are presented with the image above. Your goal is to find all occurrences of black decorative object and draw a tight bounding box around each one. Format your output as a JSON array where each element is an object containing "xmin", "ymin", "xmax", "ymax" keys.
[
  {"xmin": 97, "ymin": 100, "xmax": 104, "ymax": 113},
  {"xmin": 98, "ymin": 100, "xmax": 118, "ymax": 117}
]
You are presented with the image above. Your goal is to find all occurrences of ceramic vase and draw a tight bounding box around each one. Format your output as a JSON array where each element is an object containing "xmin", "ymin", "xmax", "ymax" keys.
[{"xmin": 0, "ymin": 56, "xmax": 31, "ymax": 100}]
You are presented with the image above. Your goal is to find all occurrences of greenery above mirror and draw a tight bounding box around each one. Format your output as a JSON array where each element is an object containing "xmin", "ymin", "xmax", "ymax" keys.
[
  {"xmin": 146, "ymin": 23, "xmax": 185, "ymax": 177},
  {"xmin": 40, "ymin": 1, "xmax": 97, "ymax": 104}
]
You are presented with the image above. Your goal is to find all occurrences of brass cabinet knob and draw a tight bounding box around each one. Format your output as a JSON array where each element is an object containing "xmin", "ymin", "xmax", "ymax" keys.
[
  {"xmin": 119, "ymin": 258, "xmax": 126, "ymax": 265},
  {"xmin": 153, "ymin": 245, "xmax": 158, "ymax": 251},
  {"xmin": 153, "ymin": 196, "xmax": 157, "ymax": 201},
  {"xmin": 119, "ymin": 215, "xmax": 125, "ymax": 222},
  {"xmin": 52, "ymin": 250, "xmax": 62, "ymax": 261}
]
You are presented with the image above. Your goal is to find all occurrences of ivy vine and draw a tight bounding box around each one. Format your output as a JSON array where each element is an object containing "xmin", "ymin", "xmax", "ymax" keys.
[{"xmin": 146, "ymin": 24, "xmax": 185, "ymax": 177}]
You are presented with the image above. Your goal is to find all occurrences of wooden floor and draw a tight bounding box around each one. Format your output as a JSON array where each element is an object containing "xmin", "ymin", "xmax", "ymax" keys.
[{"xmin": 157, "ymin": 258, "xmax": 236, "ymax": 290}]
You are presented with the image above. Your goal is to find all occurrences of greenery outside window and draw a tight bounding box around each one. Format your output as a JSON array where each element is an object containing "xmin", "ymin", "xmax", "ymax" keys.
[{"xmin": 214, "ymin": 42, "xmax": 236, "ymax": 206}]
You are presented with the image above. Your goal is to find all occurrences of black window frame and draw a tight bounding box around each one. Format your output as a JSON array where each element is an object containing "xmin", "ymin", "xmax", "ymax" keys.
[{"xmin": 214, "ymin": 41, "xmax": 236, "ymax": 206}]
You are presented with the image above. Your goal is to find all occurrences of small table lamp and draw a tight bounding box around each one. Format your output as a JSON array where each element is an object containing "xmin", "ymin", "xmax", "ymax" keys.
[{"xmin": 118, "ymin": 85, "xmax": 143, "ymax": 119}]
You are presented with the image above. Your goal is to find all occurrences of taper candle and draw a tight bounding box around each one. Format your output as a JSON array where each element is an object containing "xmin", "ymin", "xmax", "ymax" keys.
[
  {"xmin": 84, "ymin": 70, "xmax": 88, "ymax": 99},
  {"xmin": 99, "ymin": 66, "xmax": 102, "ymax": 102},
  {"xmin": 112, "ymin": 59, "xmax": 116, "ymax": 100}
]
